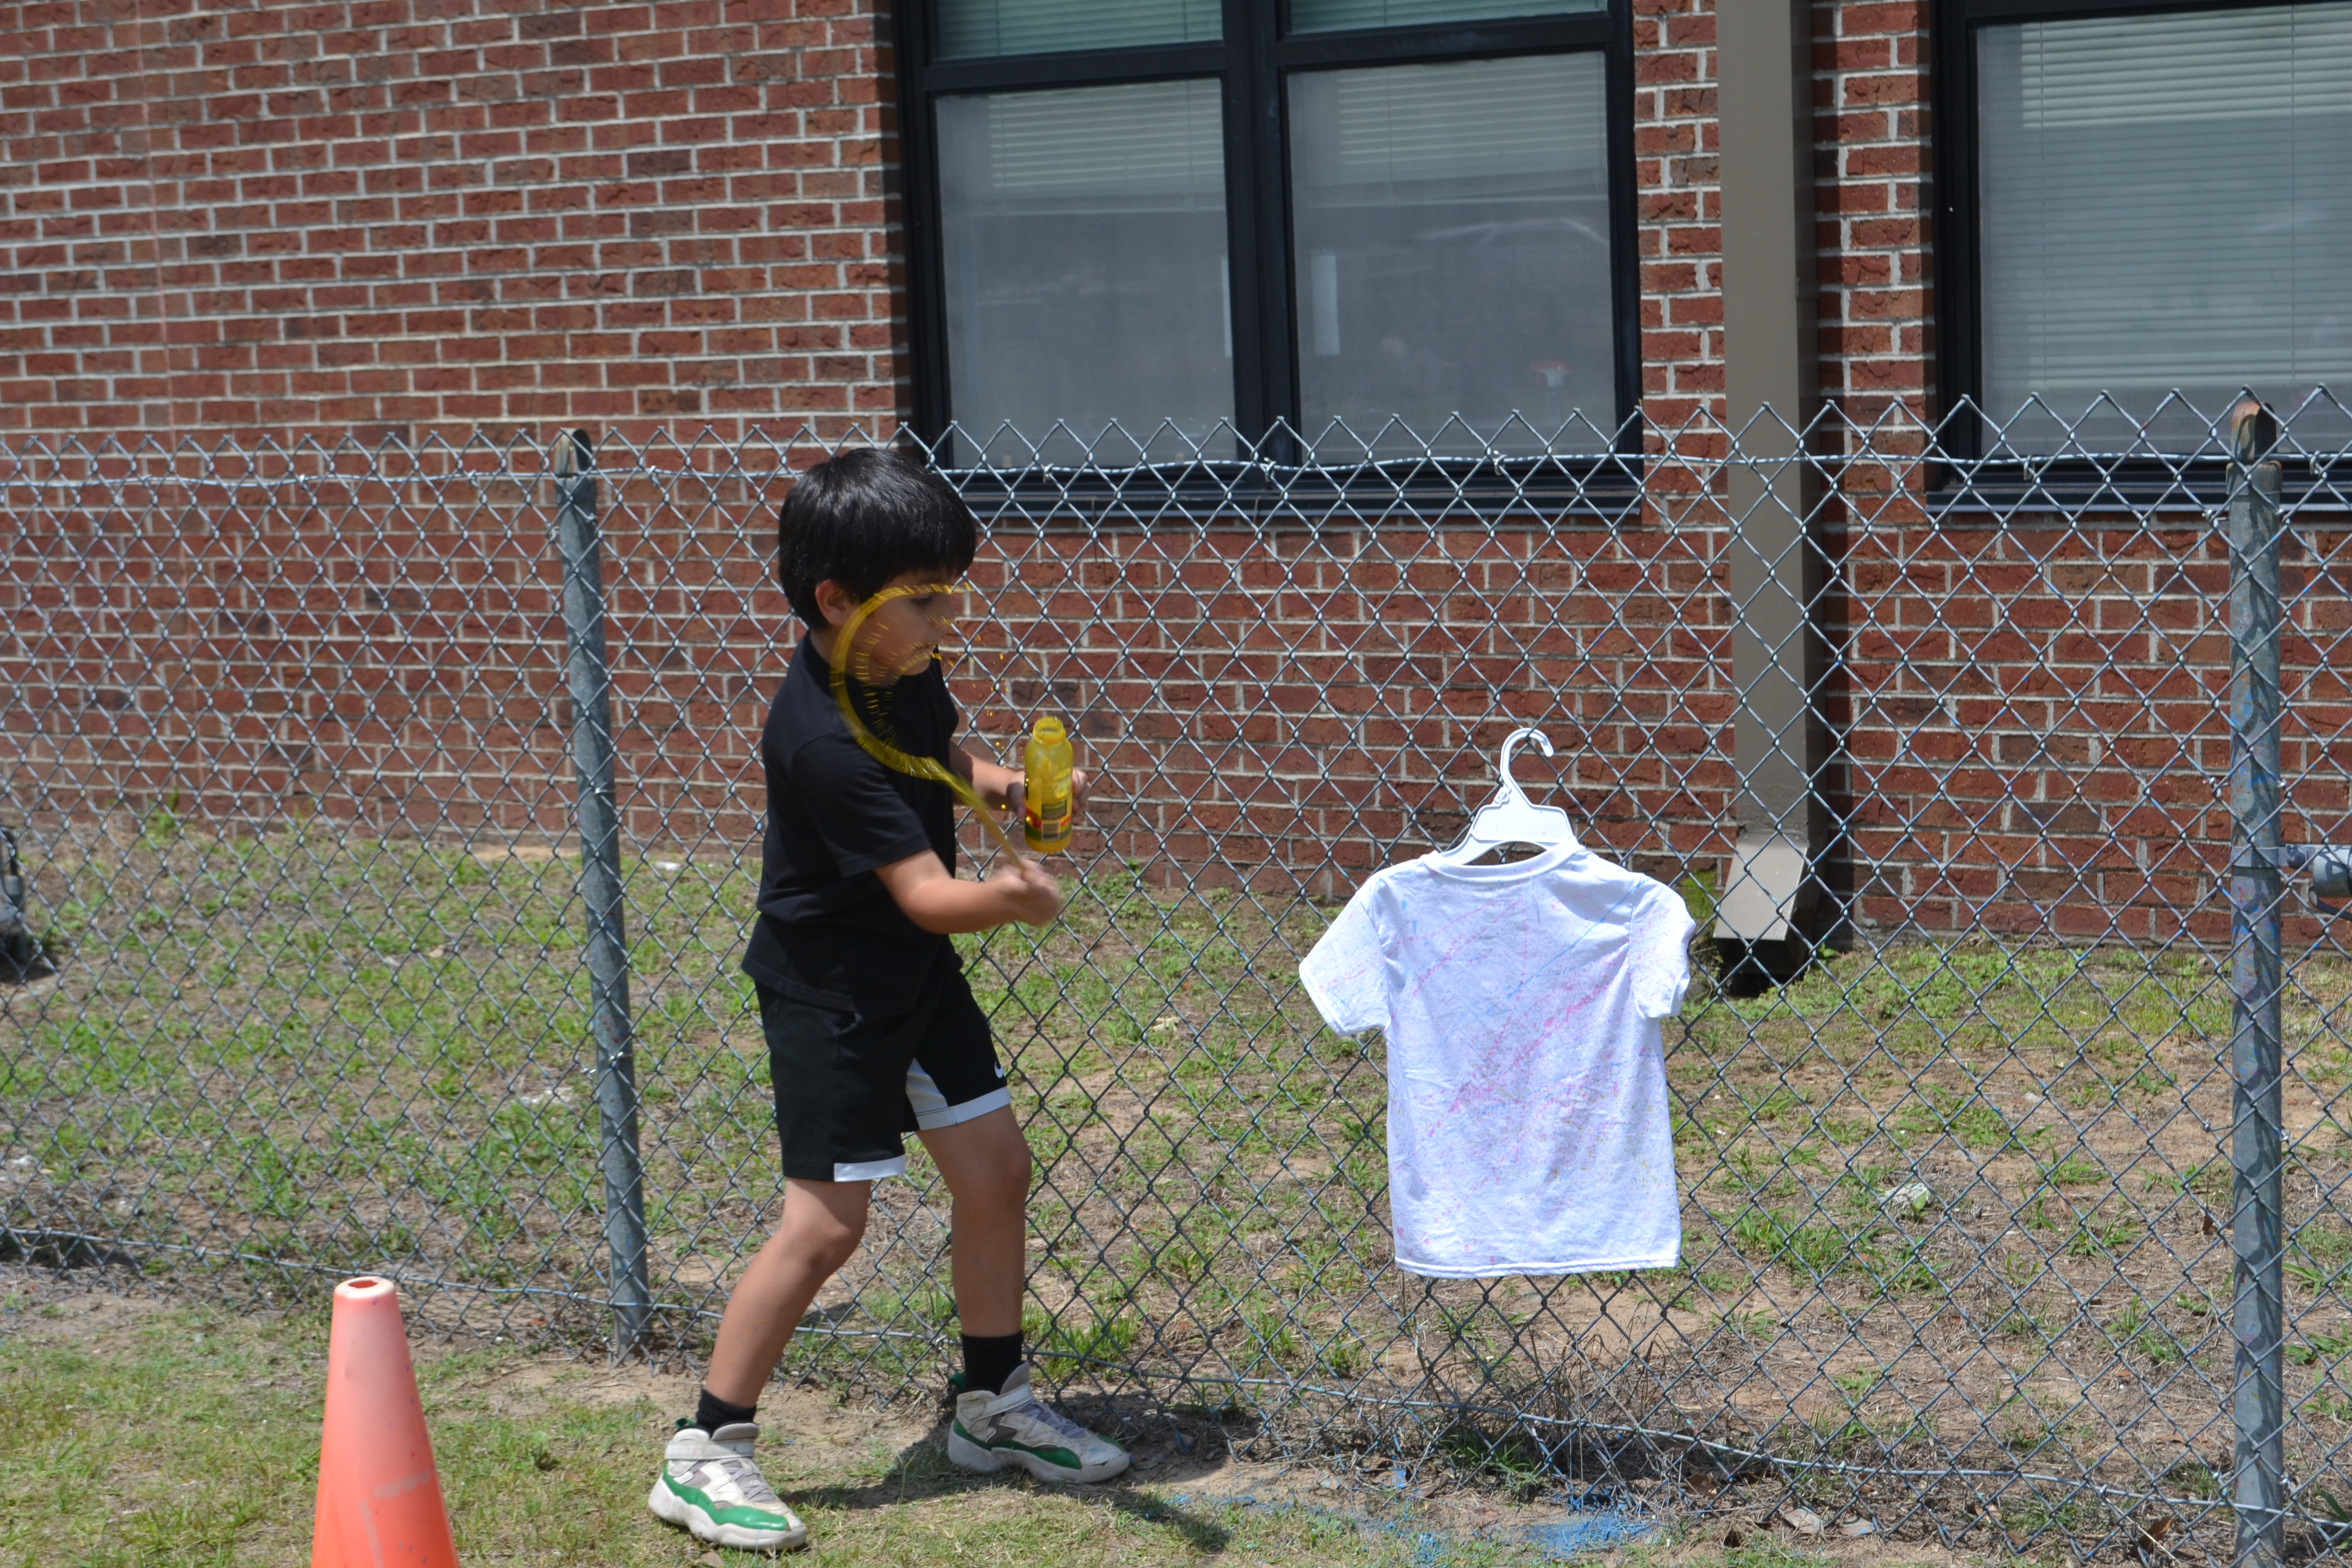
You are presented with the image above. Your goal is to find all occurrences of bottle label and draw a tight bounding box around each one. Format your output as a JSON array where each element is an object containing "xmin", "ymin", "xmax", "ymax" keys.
[{"xmin": 1025, "ymin": 792, "xmax": 1070, "ymax": 846}]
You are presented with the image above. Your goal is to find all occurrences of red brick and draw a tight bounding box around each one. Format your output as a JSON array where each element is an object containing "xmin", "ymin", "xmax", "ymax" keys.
[{"xmin": 8, "ymin": 0, "xmax": 901, "ymax": 437}]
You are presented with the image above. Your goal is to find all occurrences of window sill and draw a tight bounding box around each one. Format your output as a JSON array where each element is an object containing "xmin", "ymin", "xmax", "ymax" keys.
[
  {"xmin": 1918, "ymin": 458, "xmax": 2349, "ymax": 520},
  {"xmin": 940, "ymin": 456, "xmax": 1647, "ymax": 524}
]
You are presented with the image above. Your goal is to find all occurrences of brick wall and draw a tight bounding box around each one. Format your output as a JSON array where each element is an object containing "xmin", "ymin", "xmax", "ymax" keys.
[
  {"xmin": 2, "ymin": 0, "xmax": 1940, "ymax": 440},
  {"xmin": 1631, "ymin": 0, "xmax": 1719, "ymax": 426},
  {"xmin": 6, "ymin": 0, "xmax": 2326, "ymax": 952},
  {"xmin": 1814, "ymin": 1, "xmax": 1932, "ymax": 419},
  {"xmin": 1632, "ymin": 0, "xmax": 1932, "ymax": 427},
  {"xmin": 1, "ymin": 452, "xmax": 1748, "ymax": 894},
  {"xmin": 0, "ymin": 0, "xmax": 902, "ymax": 436}
]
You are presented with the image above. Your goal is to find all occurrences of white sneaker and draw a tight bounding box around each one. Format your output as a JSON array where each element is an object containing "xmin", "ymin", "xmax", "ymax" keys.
[
  {"xmin": 947, "ymin": 1364, "xmax": 1131, "ymax": 1484},
  {"xmin": 647, "ymin": 1421, "xmax": 808, "ymax": 1553}
]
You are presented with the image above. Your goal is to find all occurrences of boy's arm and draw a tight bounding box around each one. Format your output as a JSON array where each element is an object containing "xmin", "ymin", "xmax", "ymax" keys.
[
  {"xmin": 875, "ymin": 848, "xmax": 1062, "ymax": 933},
  {"xmin": 951, "ymin": 745, "xmax": 1089, "ymax": 815},
  {"xmin": 950, "ymin": 745, "xmax": 1020, "ymax": 811}
]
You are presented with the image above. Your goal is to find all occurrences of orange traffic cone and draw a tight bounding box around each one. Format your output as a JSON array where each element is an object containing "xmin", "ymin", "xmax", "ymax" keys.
[{"xmin": 311, "ymin": 1276, "xmax": 460, "ymax": 1568}]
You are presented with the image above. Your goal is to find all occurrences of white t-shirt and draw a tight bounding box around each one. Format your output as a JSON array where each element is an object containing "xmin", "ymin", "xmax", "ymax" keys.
[{"xmin": 1298, "ymin": 841, "xmax": 1695, "ymax": 1279}]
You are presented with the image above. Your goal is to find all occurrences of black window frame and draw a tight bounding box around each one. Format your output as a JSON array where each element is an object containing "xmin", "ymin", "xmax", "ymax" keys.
[
  {"xmin": 1930, "ymin": 0, "xmax": 2339, "ymax": 497},
  {"xmin": 893, "ymin": 0, "xmax": 1641, "ymax": 479}
]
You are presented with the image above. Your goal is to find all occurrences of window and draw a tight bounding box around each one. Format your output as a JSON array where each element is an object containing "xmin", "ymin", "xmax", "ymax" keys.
[
  {"xmin": 1937, "ymin": 0, "xmax": 2352, "ymax": 453},
  {"xmin": 897, "ymin": 0, "xmax": 1635, "ymax": 467}
]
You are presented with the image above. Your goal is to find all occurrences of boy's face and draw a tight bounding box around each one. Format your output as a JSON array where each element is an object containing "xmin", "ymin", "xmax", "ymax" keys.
[{"xmin": 822, "ymin": 568, "xmax": 961, "ymax": 685}]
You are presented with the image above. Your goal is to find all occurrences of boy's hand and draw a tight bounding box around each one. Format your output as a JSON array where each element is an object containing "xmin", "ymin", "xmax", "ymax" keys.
[
  {"xmin": 955, "ymin": 746, "xmax": 1093, "ymax": 827},
  {"xmin": 989, "ymin": 855, "xmax": 1063, "ymax": 927},
  {"xmin": 877, "ymin": 849, "xmax": 1061, "ymax": 935},
  {"xmin": 1001, "ymin": 769, "xmax": 1091, "ymax": 831}
]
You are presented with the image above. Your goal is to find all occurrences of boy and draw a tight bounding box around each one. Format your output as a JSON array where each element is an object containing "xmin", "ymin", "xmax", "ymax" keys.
[{"xmin": 647, "ymin": 448, "xmax": 1130, "ymax": 1554}]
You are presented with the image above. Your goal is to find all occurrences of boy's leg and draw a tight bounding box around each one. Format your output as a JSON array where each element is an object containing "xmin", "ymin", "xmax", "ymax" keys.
[
  {"xmin": 647, "ymin": 1178, "xmax": 867, "ymax": 1555},
  {"xmin": 653, "ymin": 979, "xmax": 921, "ymax": 1551},
  {"xmin": 920, "ymin": 1106, "xmax": 1130, "ymax": 1484},
  {"xmin": 914, "ymin": 1105, "xmax": 1030, "ymax": 1339},
  {"xmin": 705, "ymin": 979, "xmax": 914, "ymax": 1412},
  {"xmin": 705, "ymin": 1177, "xmax": 872, "ymax": 1406}
]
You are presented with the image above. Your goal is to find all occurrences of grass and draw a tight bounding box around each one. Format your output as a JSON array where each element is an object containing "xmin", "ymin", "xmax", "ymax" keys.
[
  {"xmin": 0, "ymin": 1296, "xmax": 1590, "ymax": 1568},
  {"xmin": 2108, "ymin": 1301, "xmax": 2181, "ymax": 1365},
  {"xmin": 0, "ymin": 1295, "xmax": 2046, "ymax": 1568},
  {"xmin": 14, "ymin": 818, "xmax": 2352, "ymax": 1506}
]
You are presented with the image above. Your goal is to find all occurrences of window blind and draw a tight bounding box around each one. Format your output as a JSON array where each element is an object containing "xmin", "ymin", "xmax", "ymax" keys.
[
  {"xmin": 1295, "ymin": 52, "xmax": 1607, "ymax": 191},
  {"xmin": 1978, "ymin": 2, "xmax": 2352, "ymax": 436},
  {"xmin": 945, "ymin": 78, "xmax": 1227, "ymax": 204},
  {"xmin": 935, "ymin": 0, "xmax": 1221, "ymax": 59},
  {"xmin": 936, "ymin": 81, "xmax": 1235, "ymax": 463},
  {"xmin": 1288, "ymin": 51, "xmax": 1615, "ymax": 454},
  {"xmin": 1288, "ymin": 0, "xmax": 1602, "ymax": 34}
]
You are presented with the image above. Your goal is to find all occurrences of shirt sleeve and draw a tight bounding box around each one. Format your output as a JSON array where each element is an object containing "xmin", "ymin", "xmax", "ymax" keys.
[
  {"xmin": 1297, "ymin": 881, "xmax": 1390, "ymax": 1035},
  {"xmin": 1627, "ymin": 882, "xmax": 1697, "ymax": 1020},
  {"xmin": 784, "ymin": 731, "xmax": 938, "ymax": 877}
]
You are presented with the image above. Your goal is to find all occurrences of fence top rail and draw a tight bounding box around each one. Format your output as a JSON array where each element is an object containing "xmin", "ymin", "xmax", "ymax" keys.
[{"xmin": 1, "ymin": 388, "xmax": 2347, "ymax": 477}]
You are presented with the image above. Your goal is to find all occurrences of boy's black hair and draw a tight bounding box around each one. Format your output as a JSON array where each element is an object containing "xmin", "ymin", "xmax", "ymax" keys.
[{"xmin": 775, "ymin": 447, "xmax": 979, "ymax": 625}]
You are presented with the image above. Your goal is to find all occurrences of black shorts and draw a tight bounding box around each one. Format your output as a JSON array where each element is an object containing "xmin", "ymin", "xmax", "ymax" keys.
[{"xmin": 759, "ymin": 965, "xmax": 1010, "ymax": 1183}]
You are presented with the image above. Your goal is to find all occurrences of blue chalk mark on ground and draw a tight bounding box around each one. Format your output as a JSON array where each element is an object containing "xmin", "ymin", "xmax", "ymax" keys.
[
  {"xmin": 1156, "ymin": 1487, "xmax": 1651, "ymax": 1562},
  {"xmin": 1404, "ymin": 1507, "xmax": 1651, "ymax": 1563},
  {"xmin": 1526, "ymin": 1510, "xmax": 1655, "ymax": 1557}
]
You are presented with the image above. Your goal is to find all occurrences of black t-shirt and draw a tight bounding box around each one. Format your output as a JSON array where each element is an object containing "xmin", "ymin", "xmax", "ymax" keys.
[{"xmin": 741, "ymin": 635, "xmax": 959, "ymax": 1013}]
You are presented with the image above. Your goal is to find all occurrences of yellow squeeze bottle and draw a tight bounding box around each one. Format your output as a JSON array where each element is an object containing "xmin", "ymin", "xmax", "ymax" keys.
[{"xmin": 1023, "ymin": 717, "xmax": 1074, "ymax": 854}]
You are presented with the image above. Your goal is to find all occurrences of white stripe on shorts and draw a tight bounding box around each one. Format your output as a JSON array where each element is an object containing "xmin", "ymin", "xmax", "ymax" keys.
[
  {"xmin": 905, "ymin": 1061, "xmax": 1011, "ymax": 1132},
  {"xmin": 831, "ymin": 1156, "xmax": 908, "ymax": 1182}
]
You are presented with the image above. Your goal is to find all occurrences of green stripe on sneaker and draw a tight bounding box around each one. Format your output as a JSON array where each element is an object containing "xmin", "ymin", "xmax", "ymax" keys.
[
  {"xmin": 953, "ymin": 1422, "xmax": 1081, "ymax": 1472},
  {"xmin": 1004, "ymin": 1438, "xmax": 1084, "ymax": 1471},
  {"xmin": 661, "ymin": 1474, "xmax": 797, "ymax": 1530}
]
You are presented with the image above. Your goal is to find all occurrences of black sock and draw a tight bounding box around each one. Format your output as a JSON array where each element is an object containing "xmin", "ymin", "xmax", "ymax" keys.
[
  {"xmin": 961, "ymin": 1331, "xmax": 1023, "ymax": 1395},
  {"xmin": 691, "ymin": 1387, "xmax": 758, "ymax": 1433}
]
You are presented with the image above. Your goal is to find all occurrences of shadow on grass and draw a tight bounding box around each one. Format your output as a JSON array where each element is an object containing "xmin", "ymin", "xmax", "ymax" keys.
[{"xmin": 783, "ymin": 1417, "xmax": 1234, "ymax": 1552}]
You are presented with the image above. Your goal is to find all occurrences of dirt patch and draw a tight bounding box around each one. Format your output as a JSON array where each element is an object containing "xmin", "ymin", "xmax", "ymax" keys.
[{"xmin": 0, "ymin": 1267, "xmax": 162, "ymax": 1334}]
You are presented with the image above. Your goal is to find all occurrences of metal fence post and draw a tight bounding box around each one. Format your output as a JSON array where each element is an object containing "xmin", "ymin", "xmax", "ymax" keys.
[
  {"xmin": 2227, "ymin": 395, "xmax": 2287, "ymax": 1568},
  {"xmin": 553, "ymin": 428, "xmax": 651, "ymax": 1356}
]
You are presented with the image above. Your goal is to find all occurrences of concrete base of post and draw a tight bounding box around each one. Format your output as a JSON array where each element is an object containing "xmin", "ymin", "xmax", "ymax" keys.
[
  {"xmin": 1712, "ymin": 829, "xmax": 1814, "ymax": 945},
  {"xmin": 1711, "ymin": 828, "xmax": 1823, "ymax": 995}
]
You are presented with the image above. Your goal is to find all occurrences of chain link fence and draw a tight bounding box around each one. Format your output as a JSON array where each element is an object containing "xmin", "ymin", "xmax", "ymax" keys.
[{"xmin": 6, "ymin": 396, "xmax": 2352, "ymax": 1558}]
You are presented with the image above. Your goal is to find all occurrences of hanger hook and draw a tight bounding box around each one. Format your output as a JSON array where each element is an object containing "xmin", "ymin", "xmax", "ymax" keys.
[{"xmin": 1498, "ymin": 727, "xmax": 1553, "ymax": 796}]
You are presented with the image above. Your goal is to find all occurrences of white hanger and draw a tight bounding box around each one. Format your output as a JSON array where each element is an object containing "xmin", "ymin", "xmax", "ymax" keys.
[{"xmin": 1427, "ymin": 727, "xmax": 1579, "ymax": 865}]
